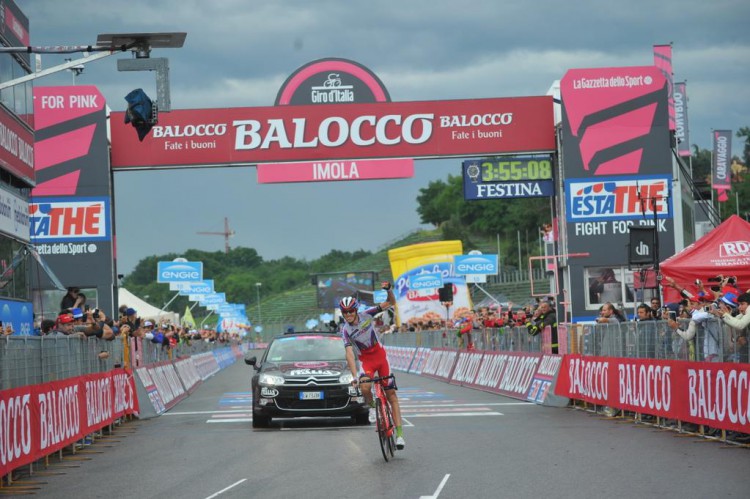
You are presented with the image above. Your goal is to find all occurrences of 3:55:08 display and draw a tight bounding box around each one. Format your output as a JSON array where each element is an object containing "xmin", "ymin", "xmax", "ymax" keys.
[{"xmin": 480, "ymin": 159, "xmax": 553, "ymax": 181}]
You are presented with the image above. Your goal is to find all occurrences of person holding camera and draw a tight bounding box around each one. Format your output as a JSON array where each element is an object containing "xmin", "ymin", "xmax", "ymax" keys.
[
  {"xmin": 710, "ymin": 292, "xmax": 750, "ymax": 363},
  {"xmin": 73, "ymin": 308, "xmax": 115, "ymax": 340}
]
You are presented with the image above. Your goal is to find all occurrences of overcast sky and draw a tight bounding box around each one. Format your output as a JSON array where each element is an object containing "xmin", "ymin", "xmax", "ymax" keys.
[{"xmin": 16, "ymin": 0, "xmax": 750, "ymax": 275}]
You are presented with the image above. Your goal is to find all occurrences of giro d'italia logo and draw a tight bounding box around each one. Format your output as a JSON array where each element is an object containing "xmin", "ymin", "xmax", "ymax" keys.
[{"xmin": 275, "ymin": 58, "xmax": 390, "ymax": 106}]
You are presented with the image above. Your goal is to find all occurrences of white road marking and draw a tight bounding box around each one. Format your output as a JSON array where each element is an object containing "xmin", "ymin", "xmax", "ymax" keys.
[
  {"xmin": 206, "ymin": 418, "xmax": 252, "ymax": 423},
  {"xmin": 400, "ymin": 402, "xmax": 529, "ymax": 408},
  {"xmin": 204, "ymin": 478, "xmax": 247, "ymax": 499},
  {"xmin": 165, "ymin": 409, "xmax": 252, "ymax": 416},
  {"xmin": 405, "ymin": 412, "xmax": 503, "ymax": 417},
  {"xmin": 419, "ymin": 474, "xmax": 450, "ymax": 499}
]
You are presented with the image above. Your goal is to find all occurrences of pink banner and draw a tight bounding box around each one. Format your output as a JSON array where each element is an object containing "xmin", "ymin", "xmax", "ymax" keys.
[
  {"xmin": 0, "ymin": 369, "xmax": 139, "ymax": 477},
  {"xmin": 653, "ymin": 45, "xmax": 675, "ymax": 131},
  {"xmin": 556, "ymin": 355, "xmax": 750, "ymax": 433},
  {"xmin": 257, "ymin": 158, "xmax": 414, "ymax": 183}
]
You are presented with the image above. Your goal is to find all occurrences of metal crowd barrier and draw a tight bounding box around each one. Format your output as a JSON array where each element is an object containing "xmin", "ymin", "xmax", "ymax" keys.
[
  {"xmin": 0, "ymin": 335, "xmax": 245, "ymax": 391},
  {"xmin": 381, "ymin": 317, "xmax": 749, "ymax": 363},
  {"xmin": 564, "ymin": 317, "xmax": 748, "ymax": 362},
  {"xmin": 381, "ymin": 326, "xmax": 543, "ymax": 352}
]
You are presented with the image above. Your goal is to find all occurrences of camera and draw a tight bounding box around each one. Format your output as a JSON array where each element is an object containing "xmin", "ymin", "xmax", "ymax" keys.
[
  {"xmin": 668, "ymin": 311, "xmax": 677, "ymax": 320},
  {"xmin": 707, "ymin": 276, "xmax": 723, "ymax": 283}
]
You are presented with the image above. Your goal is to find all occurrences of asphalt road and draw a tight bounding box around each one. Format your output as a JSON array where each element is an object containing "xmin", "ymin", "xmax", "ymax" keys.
[{"xmin": 16, "ymin": 353, "xmax": 750, "ymax": 499}]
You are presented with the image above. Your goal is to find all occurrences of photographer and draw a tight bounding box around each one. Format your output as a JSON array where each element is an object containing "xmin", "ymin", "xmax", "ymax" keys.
[
  {"xmin": 74, "ymin": 308, "xmax": 115, "ymax": 341},
  {"xmin": 710, "ymin": 292, "xmax": 750, "ymax": 363}
]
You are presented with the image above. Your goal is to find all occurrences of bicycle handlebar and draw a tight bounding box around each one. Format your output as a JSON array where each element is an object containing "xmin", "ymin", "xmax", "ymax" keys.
[{"xmin": 356, "ymin": 374, "xmax": 394, "ymax": 384}]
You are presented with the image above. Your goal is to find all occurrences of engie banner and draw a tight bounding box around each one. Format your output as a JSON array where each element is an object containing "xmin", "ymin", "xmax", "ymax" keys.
[
  {"xmin": 388, "ymin": 240, "xmax": 471, "ymax": 326},
  {"xmin": 0, "ymin": 369, "xmax": 139, "ymax": 477},
  {"xmin": 110, "ymin": 96, "xmax": 555, "ymax": 169},
  {"xmin": 556, "ymin": 355, "xmax": 750, "ymax": 434}
]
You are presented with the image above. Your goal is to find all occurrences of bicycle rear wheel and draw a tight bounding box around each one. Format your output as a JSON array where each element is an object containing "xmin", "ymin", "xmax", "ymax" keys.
[{"xmin": 375, "ymin": 398, "xmax": 390, "ymax": 462}]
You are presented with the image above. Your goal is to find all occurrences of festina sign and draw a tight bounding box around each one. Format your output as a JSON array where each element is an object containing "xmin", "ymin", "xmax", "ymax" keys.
[{"xmin": 110, "ymin": 97, "xmax": 555, "ymax": 169}]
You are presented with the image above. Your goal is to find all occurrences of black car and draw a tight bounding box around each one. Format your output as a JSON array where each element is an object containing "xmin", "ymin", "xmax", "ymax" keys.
[{"xmin": 245, "ymin": 332, "xmax": 370, "ymax": 428}]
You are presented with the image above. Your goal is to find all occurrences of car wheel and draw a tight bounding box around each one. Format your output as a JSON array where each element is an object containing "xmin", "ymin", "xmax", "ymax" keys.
[
  {"xmin": 252, "ymin": 414, "xmax": 271, "ymax": 428},
  {"xmin": 353, "ymin": 411, "xmax": 370, "ymax": 425}
]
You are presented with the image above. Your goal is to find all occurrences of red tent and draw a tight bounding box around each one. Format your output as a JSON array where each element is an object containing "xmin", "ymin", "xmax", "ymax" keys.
[{"xmin": 660, "ymin": 215, "xmax": 750, "ymax": 302}]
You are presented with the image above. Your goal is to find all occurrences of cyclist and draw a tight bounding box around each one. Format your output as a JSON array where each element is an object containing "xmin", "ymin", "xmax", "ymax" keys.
[{"xmin": 340, "ymin": 282, "xmax": 405, "ymax": 450}]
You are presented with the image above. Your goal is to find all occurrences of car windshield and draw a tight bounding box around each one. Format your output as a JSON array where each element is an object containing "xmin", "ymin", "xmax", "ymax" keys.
[{"xmin": 266, "ymin": 336, "xmax": 346, "ymax": 362}]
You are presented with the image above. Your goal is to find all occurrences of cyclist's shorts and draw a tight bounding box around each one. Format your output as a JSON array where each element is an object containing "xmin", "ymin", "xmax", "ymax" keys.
[{"xmin": 358, "ymin": 344, "xmax": 396, "ymax": 390}]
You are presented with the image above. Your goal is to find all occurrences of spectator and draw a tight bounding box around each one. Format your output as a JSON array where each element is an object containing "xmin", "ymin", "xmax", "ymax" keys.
[
  {"xmin": 649, "ymin": 297, "xmax": 661, "ymax": 319},
  {"xmin": 75, "ymin": 308, "xmax": 115, "ymax": 341},
  {"xmin": 634, "ymin": 303, "xmax": 657, "ymax": 358},
  {"xmin": 40, "ymin": 319, "xmax": 56, "ymax": 335},
  {"xmin": 60, "ymin": 287, "xmax": 86, "ymax": 312},
  {"xmin": 596, "ymin": 302, "xmax": 626, "ymax": 323},
  {"xmin": 49, "ymin": 313, "xmax": 85, "ymax": 338},
  {"xmin": 711, "ymin": 292, "xmax": 750, "ymax": 363},
  {"xmin": 663, "ymin": 298, "xmax": 719, "ymax": 361},
  {"xmin": 526, "ymin": 300, "xmax": 558, "ymax": 353},
  {"xmin": 142, "ymin": 320, "xmax": 156, "ymax": 340}
]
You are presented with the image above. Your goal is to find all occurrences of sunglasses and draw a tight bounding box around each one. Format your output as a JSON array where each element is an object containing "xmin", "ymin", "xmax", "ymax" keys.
[{"xmin": 342, "ymin": 309, "xmax": 357, "ymax": 315}]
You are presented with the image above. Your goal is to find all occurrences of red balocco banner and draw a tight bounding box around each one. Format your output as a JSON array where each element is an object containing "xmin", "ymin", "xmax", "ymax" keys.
[
  {"xmin": 0, "ymin": 369, "xmax": 139, "ymax": 477},
  {"xmin": 110, "ymin": 96, "xmax": 555, "ymax": 169},
  {"xmin": 0, "ymin": 106, "xmax": 34, "ymax": 184},
  {"xmin": 556, "ymin": 355, "xmax": 750, "ymax": 433}
]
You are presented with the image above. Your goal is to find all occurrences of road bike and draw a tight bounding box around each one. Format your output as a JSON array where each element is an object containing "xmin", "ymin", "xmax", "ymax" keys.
[{"xmin": 358, "ymin": 374, "xmax": 397, "ymax": 462}]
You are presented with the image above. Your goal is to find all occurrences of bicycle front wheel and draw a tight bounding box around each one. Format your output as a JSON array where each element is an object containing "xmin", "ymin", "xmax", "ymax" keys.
[
  {"xmin": 376, "ymin": 399, "xmax": 390, "ymax": 462},
  {"xmin": 385, "ymin": 403, "xmax": 396, "ymax": 458}
]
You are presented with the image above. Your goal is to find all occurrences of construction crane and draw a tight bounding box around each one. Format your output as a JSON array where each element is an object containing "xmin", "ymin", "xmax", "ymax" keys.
[{"xmin": 197, "ymin": 217, "xmax": 235, "ymax": 254}]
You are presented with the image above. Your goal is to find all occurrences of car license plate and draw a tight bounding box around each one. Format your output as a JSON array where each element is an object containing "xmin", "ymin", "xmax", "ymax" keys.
[{"xmin": 300, "ymin": 391, "xmax": 324, "ymax": 400}]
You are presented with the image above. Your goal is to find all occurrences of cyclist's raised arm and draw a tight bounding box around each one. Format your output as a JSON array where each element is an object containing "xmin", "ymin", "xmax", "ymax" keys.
[{"xmin": 379, "ymin": 281, "xmax": 396, "ymax": 310}]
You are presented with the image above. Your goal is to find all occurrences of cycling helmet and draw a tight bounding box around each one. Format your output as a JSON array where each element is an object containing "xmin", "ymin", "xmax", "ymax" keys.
[{"xmin": 339, "ymin": 296, "xmax": 359, "ymax": 312}]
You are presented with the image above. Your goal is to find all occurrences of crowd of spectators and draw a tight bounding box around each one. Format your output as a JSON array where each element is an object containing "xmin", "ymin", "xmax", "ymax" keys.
[{"xmin": 7, "ymin": 286, "xmax": 239, "ymax": 347}]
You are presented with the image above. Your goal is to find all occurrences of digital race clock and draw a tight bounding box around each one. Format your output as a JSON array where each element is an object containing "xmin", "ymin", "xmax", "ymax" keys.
[
  {"xmin": 461, "ymin": 155, "xmax": 555, "ymax": 200},
  {"xmin": 477, "ymin": 157, "xmax": 553, "ymax": 182}
]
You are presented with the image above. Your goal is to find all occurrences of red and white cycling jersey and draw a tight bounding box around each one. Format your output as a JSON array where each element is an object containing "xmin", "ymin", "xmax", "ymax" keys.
[{"xmin": 340, "ymin": 306, "xmax": 383, "ymax": 357}]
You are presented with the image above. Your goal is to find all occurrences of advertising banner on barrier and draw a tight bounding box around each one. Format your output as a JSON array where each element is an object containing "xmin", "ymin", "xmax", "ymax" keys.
[
  {"xmin": 466, "ymin": 351, "xmax": 542, "ymax": 399},
  {"xmin": 384, "ymin": 346, "xmax": 417, "ymax": 372},
  {"xmin": 555, "ymin": 355, "xmax": 750, "ymax": 433},
  {"xmin": 0, "ymin": 369, "xmax": 138, "ymax": 478},
  {"xmin": 527, "ymin": 354, "xmax": 565, "ymax": 405},
  {"xmin": 450, "ymin": 350, "xmax": 485, "ymax": 386},
  {"xmin": 420, "ymin": 348, "xmax": 459, "ymax": 382},
  {"xmin": 409, "ymin": 347, "xmax": 431, "ymax": 375},
  {"xmin": 141, "ymin": 360, "xmax": 188, "ymax": 410},
  {"xmin": 173, "ymin": 356, "xmax": 203, "ymax": 394}
]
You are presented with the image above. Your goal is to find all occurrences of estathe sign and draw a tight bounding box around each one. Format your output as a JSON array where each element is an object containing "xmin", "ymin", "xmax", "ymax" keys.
[{"xmin": 110, "ymin": 96, "xmax": 555, "ymax": 169}]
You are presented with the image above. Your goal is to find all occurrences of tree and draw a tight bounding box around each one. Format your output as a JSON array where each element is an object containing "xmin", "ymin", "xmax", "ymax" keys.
[{"xmin": 737, "ymin": 127, "xmax": 750, "ymax": 166}]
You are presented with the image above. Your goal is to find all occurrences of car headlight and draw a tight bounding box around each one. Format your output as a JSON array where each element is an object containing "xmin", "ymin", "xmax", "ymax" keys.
[
  {"xmin": 339, "ymin": 373, "xmax": 354, "ymax": 385},
  {"xmin": 259, "ymin": 373, "xmax": 285, "ymax": 386}
]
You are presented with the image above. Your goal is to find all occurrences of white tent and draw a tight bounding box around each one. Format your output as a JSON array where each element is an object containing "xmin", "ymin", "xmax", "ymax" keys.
[{"xmin": 118, "ymin": 287, "xmax": 180, "ymax": 324}]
